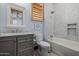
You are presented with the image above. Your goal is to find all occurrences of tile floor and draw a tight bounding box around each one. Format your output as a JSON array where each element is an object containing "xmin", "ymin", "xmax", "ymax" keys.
[
  {"xmin": 34, "ymin": 49, "xmax": 57, "ymax": 56},
  {"xmin": 48, "ymin": 52, "xmax": 57, "ymax": 56}
]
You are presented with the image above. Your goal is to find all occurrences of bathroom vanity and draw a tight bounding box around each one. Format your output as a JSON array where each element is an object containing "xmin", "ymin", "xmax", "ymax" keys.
[{"xmin": 0, "ymin": 33, "xmax": 34, "ymax": 56}]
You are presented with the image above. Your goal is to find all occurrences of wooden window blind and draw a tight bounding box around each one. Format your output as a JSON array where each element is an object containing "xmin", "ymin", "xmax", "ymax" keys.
[{"xmin": 32, "ymin": 3, "xmax": 44, "ymax": 21}]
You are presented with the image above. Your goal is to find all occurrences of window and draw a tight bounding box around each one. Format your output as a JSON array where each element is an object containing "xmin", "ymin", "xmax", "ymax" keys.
[
  {"xmin": 7, "ymin": 3, "xmax": 25, "ymax": 28},
  {"xmin": 32, "ymin": 3, "xmax": 44, "ymax": 21}
]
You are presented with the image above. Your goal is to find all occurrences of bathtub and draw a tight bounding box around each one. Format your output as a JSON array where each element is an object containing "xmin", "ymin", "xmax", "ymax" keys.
[{"xmin": 49, "ymin": 37, "xmax": 79, "ymax": 56}]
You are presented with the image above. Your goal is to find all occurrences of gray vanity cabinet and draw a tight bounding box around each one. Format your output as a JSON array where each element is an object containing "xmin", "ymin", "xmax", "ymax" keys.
[
  {"xmin": 0, "ymin": 34, "xmax": 34, "ymax": 56},
  {"xmin": 17, "ymin": 35, "xmax": 34, "ymax": 56},
  {"xmin": 0, "ymin": 37, "xmax": 16, "ymax": 56}
]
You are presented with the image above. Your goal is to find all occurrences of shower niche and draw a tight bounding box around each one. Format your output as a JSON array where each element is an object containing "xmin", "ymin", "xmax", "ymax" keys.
[
  {"xmin": 7, "ymin": 4, "xmax": 25, "ymax": 28},
  {"xmin": 67, "ymin": 23, "xmax": 78, "ymax": 41}
]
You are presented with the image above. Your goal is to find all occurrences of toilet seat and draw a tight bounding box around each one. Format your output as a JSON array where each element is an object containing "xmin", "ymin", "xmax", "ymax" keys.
[{"xmin": 39, "ymin": 41, "xmax": 50, "ymax": 47}]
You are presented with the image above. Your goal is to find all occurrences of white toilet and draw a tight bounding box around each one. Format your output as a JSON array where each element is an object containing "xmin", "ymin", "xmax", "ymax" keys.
[{"xmin": 36, "ymin": 33, "xmax": 50, "ymax": 56}]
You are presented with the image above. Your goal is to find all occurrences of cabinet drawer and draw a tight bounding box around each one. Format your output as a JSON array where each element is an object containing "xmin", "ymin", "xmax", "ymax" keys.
[
  {"xmin": 18, "ymin": 42, "xmax": 33, "ymax": 51},
  {"xmin": 17, "ymin": 35, "xmax": 33, "ymax": 40},
  {"xmin": 18, "ymin": 38, "xmax": 33, "ymax": 43},
  {"xmin": 18, "ymin": 47, "xmax": 34, "ymax": 56}
]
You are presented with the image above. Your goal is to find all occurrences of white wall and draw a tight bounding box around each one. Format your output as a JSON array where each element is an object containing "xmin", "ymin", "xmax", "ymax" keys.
[
  {"xmin": 2, "ymin": 3, "xmax": 79, "ymax": 42},
  {"xmin": 44, "ymin": 3, "xmax": 55, "ymax": 41},
  {"xmin": 0, "ymin": 3, "xmax": 7, "ymax": 32},
  {"xmin": 54, "ymin": 3, "xmax": 79, "ymax": 41},
  {"xmin": 0, "ymin": 3, "xmax": 43, "ymax": 35},
  {"xmin": 18, "ymin": 3, "xmax": 79, "ymax": 42},
  {"xmin": 15, "ymin": 3, "xmax": 34, "ymax": 32},
  {"xmin": 15, "ymin": 3, "xmax": 44, "ymax": 35},
  {"xmin": 44, "ymin": 3, "xmax": 79, "ymax": 42}
]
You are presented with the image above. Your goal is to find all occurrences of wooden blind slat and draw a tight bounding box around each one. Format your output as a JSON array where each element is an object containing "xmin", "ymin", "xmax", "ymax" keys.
[{"xmin": 32, "ymin": 3, "xmax": 44, "ymax": 21}]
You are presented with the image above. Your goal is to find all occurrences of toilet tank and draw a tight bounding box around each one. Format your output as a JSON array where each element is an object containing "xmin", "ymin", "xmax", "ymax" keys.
[{"xmin": 35, "ymin": 33, "xmax": 43, "ymax": 42}]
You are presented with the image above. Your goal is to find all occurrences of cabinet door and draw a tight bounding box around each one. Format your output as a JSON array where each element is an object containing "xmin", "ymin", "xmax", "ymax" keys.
[
  {"xmin": 18, "ymin": 47, "xmax": 34, "ymax": 56},
  {"xmin": 0, "ymin": 37, "xmax": 16, "ymax": 56},
  {"xmin": 17, "ymin": 35, "xmax": 34, "ymax": 56}
]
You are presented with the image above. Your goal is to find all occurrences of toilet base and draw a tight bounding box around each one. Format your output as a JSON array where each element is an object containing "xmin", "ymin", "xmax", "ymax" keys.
[{"xmin": 40, "ymin": 47, "xmax": 49, "ymax": 56}]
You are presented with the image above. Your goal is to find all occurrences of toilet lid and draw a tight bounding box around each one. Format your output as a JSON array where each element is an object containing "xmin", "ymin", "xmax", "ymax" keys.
[{"xmin": 40, "ymin": 41, "xmax": 50, "ymax": 47}]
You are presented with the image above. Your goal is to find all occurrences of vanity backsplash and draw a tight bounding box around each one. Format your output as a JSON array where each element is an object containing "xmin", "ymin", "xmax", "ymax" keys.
[{"xmin": 0, "ymin": 27, "xmax": 25, "ymax": 33}]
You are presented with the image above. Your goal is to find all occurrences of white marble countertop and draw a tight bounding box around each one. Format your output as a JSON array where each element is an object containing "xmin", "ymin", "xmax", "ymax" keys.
[{"xmin": 0, "ymin": 32, "xmax": 34, "ymax": 37}]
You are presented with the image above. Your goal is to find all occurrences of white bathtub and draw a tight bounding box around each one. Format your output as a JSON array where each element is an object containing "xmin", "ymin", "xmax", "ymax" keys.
[{"xmin": 49, "ymin": 37, "xmax": 79, "ymax": 56}]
